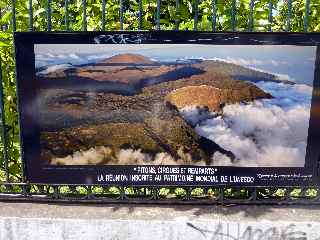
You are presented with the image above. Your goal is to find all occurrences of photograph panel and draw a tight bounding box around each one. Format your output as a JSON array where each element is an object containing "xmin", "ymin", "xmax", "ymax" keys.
[{"xmin": 35, "ymin": 44, "xmax": 316, "ymax": 167}]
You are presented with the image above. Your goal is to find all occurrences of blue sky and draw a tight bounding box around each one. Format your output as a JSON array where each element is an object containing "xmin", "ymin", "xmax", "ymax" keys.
[{"xmin": 35, "ymin": 44, "xmax": 317, "ymax": 86}]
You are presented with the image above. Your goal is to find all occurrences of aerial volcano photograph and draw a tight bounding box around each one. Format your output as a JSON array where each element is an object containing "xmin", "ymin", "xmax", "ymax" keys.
[{"xmin": 35, "ymin": 44, "xmax": 316, "ymax": 167}]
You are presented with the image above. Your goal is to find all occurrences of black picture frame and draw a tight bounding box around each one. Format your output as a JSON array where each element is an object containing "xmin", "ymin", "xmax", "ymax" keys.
[{"xmin": 14, "ymin": 31, "xmax": 320, "ymax": 186}]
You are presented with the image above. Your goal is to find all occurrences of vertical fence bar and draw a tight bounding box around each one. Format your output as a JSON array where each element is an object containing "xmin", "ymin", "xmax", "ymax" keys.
[
  {"xmin": 120, "ymin": 0, "xmax": 124, "ymax": 30},
  {"xmin": 0, "ymin": 8, "xmax": 2, "ymax": 32},
  {"xmin": 193, "ymin": 0, "xmax": 199, "ymax": 31},
  {"xmin": 0, "ymin": 8, "xmax": 8, "ymax": 32},
  {"xmin": 28, "ymin": 0, "xmax": 33, "ymax": 31},
  {"xmin": 156, "ymin": 0, "xmax": 160, "ymax": 30},
  {"xmin": 248, "ymin": 0, "xmax": 254, "ymax": 31},
  {"xmin": 0, "ymin": 58, "xmax": 9, "ymax": 182},
  {"xmin": 0, "ymin": 8, "xmax": 7, "ymax": 31},
  {"xmin": 251, "ymin": 187, "xmax": 257, "ymax": 201},
  {"xmin": 82, "ymin": 0, "xmax": 87, "ymax": 31},
  {"xmin": 212, "ymin": 0, "xmax": 217, "ymax": 31},
  {"xmin": 102, "ymin": 0, "xmax": 106, "ymax": 31},
  {"xmin": 286, "ymin": 0, "xmax": 292, "ymax": 31},
  {"xmin": 231, "ymin": 0, "xmax": 236, "ymax": 31},
  {"xmin": 268, "ymin": 0, "xmax": 273, "ymax": 32},
  {"xmin": 12, "ymin": 0, "xmax": 16, "ymax": 32},
  {"xmin": 47, "ymin": 0, "xmax": 52, "ymax": 31},
  {"xmin": 175, "ymin": 0, "xmax": 179, "ymax": 30},
  {"xmin": 304, "ymin": 0, "xmax": 310, "ymax": 32},
  {"xmin": 64, "ymin": 0, "xmax": 70, "ymax": 31},
  {"xmin": 0, "ymin": 9, "xmax": 6, "ymax": 31},
  {"xmin": 138, "ymin": 0, "xmax": 142, "ymax": 30}
]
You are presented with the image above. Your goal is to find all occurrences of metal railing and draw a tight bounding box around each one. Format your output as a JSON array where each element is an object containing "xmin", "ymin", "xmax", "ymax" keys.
[
  {"xmin": 3, "ymin": 0, "xmax": 315, "ymax": 32},
  {"xmin": 0, "ymin": 0, "xmax": 319, "ymax": 204}
]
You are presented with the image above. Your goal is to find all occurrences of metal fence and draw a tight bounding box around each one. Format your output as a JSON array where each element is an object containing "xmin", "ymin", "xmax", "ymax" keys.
[{"xmin": 0, "ymin": 0, "xmax": 320, "ymax": 204}]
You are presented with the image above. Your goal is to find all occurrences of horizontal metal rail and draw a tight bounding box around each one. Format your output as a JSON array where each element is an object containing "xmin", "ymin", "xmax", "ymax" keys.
[{"xmin": 0, "ymin": 183, "xmax": 319, "ymax": 205}]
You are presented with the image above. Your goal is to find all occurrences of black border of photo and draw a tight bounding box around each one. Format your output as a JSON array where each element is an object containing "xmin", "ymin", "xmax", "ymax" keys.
[{"xmin": 14, "ymin": 31, "xmax": 320, "ymax": 186}]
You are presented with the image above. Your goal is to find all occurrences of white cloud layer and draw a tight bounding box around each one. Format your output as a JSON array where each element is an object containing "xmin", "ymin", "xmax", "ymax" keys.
[
  {"xmin": 51, "ymin": 147, "xmax": 193, "ymax": 165},
  {"xmin": 179, "ymin": 106, "xmax": 215, "ymax": 126},
  {"xmin": 182, "ymin": 56, "xmax": 289, "ymax": 67},
  {"xmin": 184, "ymin": 81, "xmax": 312, "ymax": 167},
  {"xmin": 247, "ymin": 66, "xmax": 296, "ymax": 82},
  {"xmin": 37, "ymin": 63, "xmax": 74, "ymax": 75}
]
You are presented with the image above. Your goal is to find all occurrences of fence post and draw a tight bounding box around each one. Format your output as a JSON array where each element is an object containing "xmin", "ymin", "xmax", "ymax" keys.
[
  {"xmin": 28, "ymin": 0, "xmax": 33, "ymax": 31},
  {"xmin": 0, "ymin": 58, "xmax": 9, "ymax": 182}
]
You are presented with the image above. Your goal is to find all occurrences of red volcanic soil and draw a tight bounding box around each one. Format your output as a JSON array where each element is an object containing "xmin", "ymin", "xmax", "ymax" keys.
[{"xmin": 100, "ymin": 53, "xmax": 156, "ymax": 65}]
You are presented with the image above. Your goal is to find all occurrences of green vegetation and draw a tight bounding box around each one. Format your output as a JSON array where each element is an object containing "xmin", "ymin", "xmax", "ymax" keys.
[{"xmin": 0, "ymin": 0, "xmax": 319, "ymax": 199}]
